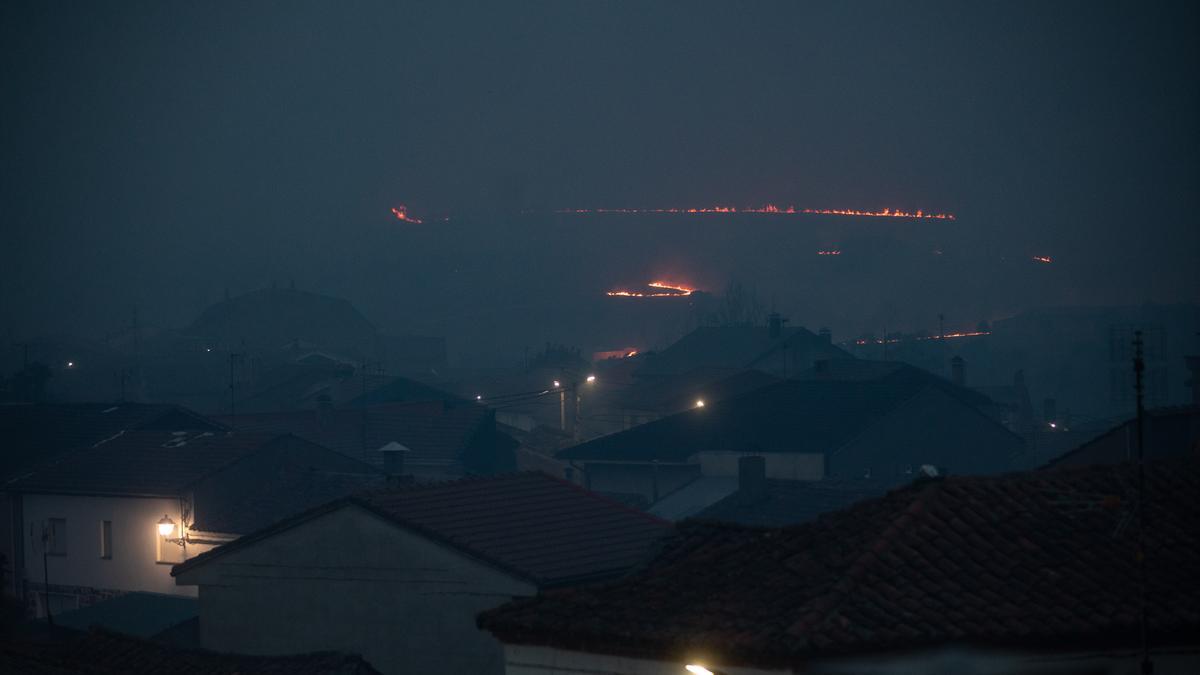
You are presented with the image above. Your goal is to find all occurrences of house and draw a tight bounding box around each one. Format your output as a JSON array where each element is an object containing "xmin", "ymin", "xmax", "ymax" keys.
[
  {"xmin": 613, "ymin": 368, "xmax": 779, "ymax": 430},
  {"xmin": 171, "ymin": 472, "xmax": 669, "ymax": 675},
  {"xmin": 4, "ymin": 430, "xmax": 382, "ymax": 617},
  {"xmin": 558, "ymin": 378, "xmax": 1026, "ymax": 508},
  {"xmin": 1044, "ymin": 405, "xmax": 1200, "ymax": 468},
  {"xmin": 479, "ymin": 459, "xmax": 1200, "ymax": 675},
  {"xmin": 0, "ymin": 403, "xmax": 224, "ymax": 596},
  {"xmin": 219, "ymin": 400, "xmax": 517, "ymax": 478},
  {"xmin": 1, "ymin": 627, "xmax": 382, "ymax": 674},
  {"xmin": 633, "ymin": 318, "xmax": 850, "ymax": 380},
  {"xmin": 693, "ymin": 456, "xmax": 893, "ymax": 527}
]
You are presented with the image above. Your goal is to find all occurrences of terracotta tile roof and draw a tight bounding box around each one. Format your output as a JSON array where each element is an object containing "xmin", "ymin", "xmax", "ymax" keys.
[
  {"xmin": 558, "ymin": 379, "xmax": 939, "ymax": 462},
  {"xmin": 175, "ymin": 472, "xmax": 669, "ymax": 587},
  {"xmin": 480, "ymin": 459, "xmax": 1200, "ymax": 668},
  {"xmin": 634, "ymin": 326, "xmax": 850, "ymax": 377},
  {"xmin": 697, "ymin": 478, "xmax": 895, "ymax": 527},
  {"xmin": 0, "ymin": 403, "xmax": 222, "ymax": 480},
  {"xmin": 1045, "ymin": 406, "xmax": 1200, "ymax": 469},
  {"xmin": 5, "ymin": 430, "xmax": 286, "ymax": 497},
  {"xmin": 1, "ymin": 628, "xmax": 381, "ymax": 675},
  {"xmin": 191, "ymin": 466, "xmax": 385, "ymax": 534},
  {"xmin": 216, "ymin": 401, "xmax": 490, "ymax": 476}
]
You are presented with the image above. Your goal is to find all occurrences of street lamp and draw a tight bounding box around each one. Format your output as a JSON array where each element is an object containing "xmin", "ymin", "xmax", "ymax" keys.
[
  {"xmin": 686, "ymin": 665, "xmax": 726, "ymax": 675},
  {"xmin": 157, "ymin": 515, "xmax": 177, "ymax": 537},
  {"xmin": 695, "ymin": 399, "xmax": 706, "ymax": 408}
]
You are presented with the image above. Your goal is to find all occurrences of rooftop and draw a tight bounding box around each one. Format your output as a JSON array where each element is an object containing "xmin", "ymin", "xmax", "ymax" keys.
[
  {"xmin": 0, "ymin": 628, "xmax": 381, "ymax": 675},
  {"xmin": 695, "ymin": 477, "xmax": 894, "ymax": 527},
  {"xmin": 175, "ymin": 472, "xmax": 669, "ymax": 587},
  {"xmin": 634, "ymin": 325, "xmax": 849, "ymax": 378},
  {"xmin": 480, "ymin": 459, "xmax": 1200, "ymax": 668},
  {"xmin": 559, "ymin": 378, "xmax": 940, "ymax": 463},
  {"xmin": 6, "ymin": 430, "xmax": 290, "ymax": 497}
]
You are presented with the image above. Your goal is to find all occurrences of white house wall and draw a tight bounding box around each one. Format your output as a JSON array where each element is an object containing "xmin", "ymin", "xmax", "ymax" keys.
[
  {"xmin": 20, "ymin": 493, "xmax": 210, "ymax": 605},
  {"xmin": 175, "ymin": 504, "xmax": 537, "ymax": 675}
]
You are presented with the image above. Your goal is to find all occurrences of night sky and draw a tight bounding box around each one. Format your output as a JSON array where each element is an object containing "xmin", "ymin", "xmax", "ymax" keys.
[{"xmin": 2, "ymin": 1, "xmax": 1196, "ymax": 359}]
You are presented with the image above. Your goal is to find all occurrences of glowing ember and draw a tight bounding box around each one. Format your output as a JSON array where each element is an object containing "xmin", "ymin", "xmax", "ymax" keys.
[
  {"xmin": 1032, "ymin": 256, "xmax": 1052, "ymax": 264},
  {"xmin": 558, "ymin": 204, "xmax": 954, "ymax": 220},
  {"xmin": 853, "ymin": 331, "xmax": 991, "ymax": 346},
  {"xmin": 817, "ymin": 250, "xmax": 842, "ymax": 256},
  {"xmin": 606, "ymin": 281, "xmax": 697, "ymax": 298},
  {"xmin": 390, "ymin": 205, "xmax": 423, "ymax": 224}
]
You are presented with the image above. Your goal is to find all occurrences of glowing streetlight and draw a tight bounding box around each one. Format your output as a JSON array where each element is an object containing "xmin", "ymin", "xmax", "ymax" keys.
[
  {"xmin": 66, "ymin": 361, "xmax": 75, "ymax": 368},
  {"xmin": 586, "ymin": 374, "xmax": 596, "ymax": 383},
  {"xmin": 553, "ymin": 380, "xmax": 561, "ymax": 388},
  {"xmin": 685, "ymin": 666, "xmax": 714, "ymax": 675},
  {"xmin": 475, "ymin": 394, "xmax": 483, "ymax": 401},
  {"xmin": 695, "ymin": 399, "xmax": 705, "ymax": 408},
  {"xmin": 157, "ymin": 515, "xmax": 176, "ymax": 537}
]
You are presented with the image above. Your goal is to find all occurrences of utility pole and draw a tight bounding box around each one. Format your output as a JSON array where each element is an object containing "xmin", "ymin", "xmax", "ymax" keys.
[{"xmin": 1133, "ymin": 331, "xmax": 1152, "ymax": 675}]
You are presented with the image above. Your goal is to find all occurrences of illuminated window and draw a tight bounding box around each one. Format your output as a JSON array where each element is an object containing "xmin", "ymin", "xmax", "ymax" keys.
[
  {"xmin": 48, "ymin": 518, "xmax": 67, "ymax": 556},
  {"xmin": 100, "ymin": 521, "xmax": 112, "ymax": 559}
]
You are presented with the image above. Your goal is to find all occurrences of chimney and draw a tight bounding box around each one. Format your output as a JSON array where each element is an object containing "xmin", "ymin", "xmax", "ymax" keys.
[
  {"xmin": 738, "ymin": 455, "xmax": 767, "ymax": 502},
  {"xmin": 767, "ymin": 312, "xmax": 785, "ymax": 339},
  {"xmin": 315, "ymin": 393, "xmax": 333, "ymax": 428},
  {"xmin": 814, "ymin": 359, "xmax": 831, "ymax": 377},
  {"xmin": 379, "ymin": 442, "xmax": 410, "ymax": 476},
  {"xmin": 950, "ymin": 356, "xmax": 965, "ymax": 387},
  {"xmin": 818, "ymin": 327, "xmax": 832, "ymax": 344}
]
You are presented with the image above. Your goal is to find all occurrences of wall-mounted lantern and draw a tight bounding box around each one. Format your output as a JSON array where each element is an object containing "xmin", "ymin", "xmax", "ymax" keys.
[{"xmin": 157, "ymin": 515, "xmax": 185, "ymax": 546}]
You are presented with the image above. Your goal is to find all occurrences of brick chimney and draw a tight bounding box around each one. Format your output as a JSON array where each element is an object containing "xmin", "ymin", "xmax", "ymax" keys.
[
  {"xmin": 950, "ymin": 356, "xmax": 965, "ymax": 387},
  {"xmin": 738, "ymin": 455, "xmax": 767, "ymax": 502},
  {"xmin": 767, "ymin": 312, "xmax": 786, "ymax": 339},
  {"xmin": 379, "ymin": 441, "xmax": 410, "ymax": 476}
]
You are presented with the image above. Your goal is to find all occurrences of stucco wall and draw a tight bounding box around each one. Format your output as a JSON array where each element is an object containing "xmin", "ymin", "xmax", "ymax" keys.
[
  {"xmin": 20, "ymin": 493, "xmax": 210, "ymax": 609},
  {"xmin": 176, "ymin": 504, "xmax": 537, "ymax": 675}
]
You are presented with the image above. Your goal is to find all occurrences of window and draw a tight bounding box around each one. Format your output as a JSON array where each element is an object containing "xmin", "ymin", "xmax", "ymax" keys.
[
  {"xmin": 47, "ymin": 518, "xmax": 67, "ymax": 556},
  {"xmin": 100, "ymin": 521, "xmax": 112, "ymax": 559}
]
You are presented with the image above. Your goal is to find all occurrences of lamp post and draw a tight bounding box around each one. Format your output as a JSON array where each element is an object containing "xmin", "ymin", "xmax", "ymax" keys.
[{"xmin": 553, "ymin": 372, "xmax": 597, "ymax": 440}]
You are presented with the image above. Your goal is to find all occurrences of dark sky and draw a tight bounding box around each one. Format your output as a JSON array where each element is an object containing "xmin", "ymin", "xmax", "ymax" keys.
[{"xmin": 2, "ymin": 1, "xmax": 1197, "ymax": 359}]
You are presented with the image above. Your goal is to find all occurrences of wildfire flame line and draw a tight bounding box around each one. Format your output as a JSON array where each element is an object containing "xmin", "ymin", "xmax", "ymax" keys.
[
  {"xmin": 853, "ymin": 331, "xmax": 991, "ymax": 346},
  {"xmin": 606, "ymin": 281, "xmax": 697, "ymax": 298},
  {"xmin": 1032, "ymin": 256, "xmax": 1052, "ymax": 264},
  {"xmin": 391, "ymin": 206, "xmax": 423, "ymax": 224},
  {"xmin": 557, "ymin": 204, "xmax": 955, "ymax": 220}
]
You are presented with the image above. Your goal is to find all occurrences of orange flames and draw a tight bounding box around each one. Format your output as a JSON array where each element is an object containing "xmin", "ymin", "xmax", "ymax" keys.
[
  {"xmin": 1032, "ymin": 256, "xmax": 1052, "ymax": 264},
  {"xmin": 817, "ymin": 250, "xmax": 842, "ymax": 256},
  {"xmin": 390, "ymin": 205, "xmax": 423, "ymax": 224},
  {"xmin": 557, "ymin": 204, "xmax": 955, "ymax": 220},
  {"xmin": 606, "ymin": 281, "xmax": 697, "ymax": 298},
  {"xmin": 853, "ymin": 331, "xmax": 991, "ymax": 346}
]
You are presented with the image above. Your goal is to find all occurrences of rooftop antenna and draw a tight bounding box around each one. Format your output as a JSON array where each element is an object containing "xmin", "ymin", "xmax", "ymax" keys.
[{"xmin": 1133, "ymin": 331, "xmax": 1152, "ymax": 674}]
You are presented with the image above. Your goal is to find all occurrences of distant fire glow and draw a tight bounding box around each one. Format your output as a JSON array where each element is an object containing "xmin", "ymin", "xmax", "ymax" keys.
[
  {"xmin": 558, "ymin": 204, "xmax": 954, "ymax": 220},
  {"xmin": 606, "ymin": 281, "xmax": 697, "ymax": 298},
  {"xmin": 817, "ymin": 250, "xmax": 842, "ymax": 256},
  {"xmin": 853, "ymin": 331, "xmax": 991, "ymax": 346},
  {"xmin": 390, "ymin": 205, "xmax": 423, "ymax": 224},
  {"xmin": 1032, "ymin": 256, "xmax": 1052, "ymax": 264}
]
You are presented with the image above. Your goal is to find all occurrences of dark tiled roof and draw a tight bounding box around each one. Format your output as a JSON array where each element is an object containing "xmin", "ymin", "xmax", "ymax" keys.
[
  {"xmin": 176, "ymin": 472, "xmax": 669, "ymax": 587},
  {"xmin": 0, "ymin": 403, "xmax": 222, "ymax": 479},
  {"xmin": 558, "ymin": 379, "xmax": 925, "ymax": 462},
  {"xmin": 1, "ymin": 628, "xmax": 381, "ymax": 675},
  {"xmin": 635, "ymin": 326, "xmax": 850, "ymax": 377},
  {"xmin": 794, "ymin": 359, "xmax": 995, "ymax": 409},
  {"xmin": 1045, "ymin": 406, "xmax": 1200, "ymax": 469},
  {"xmin": 480, "ymin": 460, "xmax": 1200, "ymax": 667},
  {"xmin": 5, "ymin": 431, "xmax": 285, "ymax": 497},
  {"xmin": 191, "ymin": 467, "xmax": 385, "ymax": 534},
  {"xmin": 696, "ymin": 478, "xmax": 894, "ymax": 527},
  {"xmin": 217, "ymin": 401, "xmax": 489, "ymax": 475},
  {"xmin": 619, "ymin": 368, "xmax": 779, "ymax": 412},
  {"xmin": 54, "ymin": 592, "xmax": 197, "ymax": 639}
]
